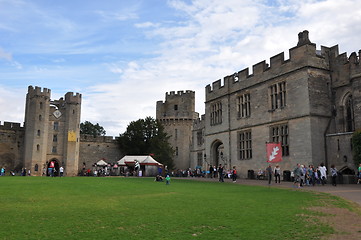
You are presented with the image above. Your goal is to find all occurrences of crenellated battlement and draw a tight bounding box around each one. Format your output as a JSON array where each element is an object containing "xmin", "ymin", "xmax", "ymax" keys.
[
  {"xmin": 206, "ymin": 30, "xmax": 330, "ymax": 101},
  {"xmin": 80, "ymin": 134, "xmax": 118, "ymax": 143},
  {"xmin": 27, "ymin": 85, "xmax": 51, "ymax": 99},
  {"xmin": 193, "ymin": 114, "xmax": 205, "ymax": 130},
  {"xmin": 165, "ymin": 90, "xmax": 194, "ymax": 100},
  {"xmin": 205, "ymin": 77, "xmax": 228, "ymax": 93},
  {"xmin": 65, "ymin": 92, "xmax": 82, "ymax": 104},
  {"xmin": 0, "ymin": 121, "xmax": 24, "ymax": 130},
  {"xmin": 347, "ymin": 50, "xmax": 361, "ymax": 78}
]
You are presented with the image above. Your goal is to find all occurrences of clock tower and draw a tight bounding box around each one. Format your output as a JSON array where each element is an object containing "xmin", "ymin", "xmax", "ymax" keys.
[{"xmin": 24, "ymin": 86, "xmax": 81, "ymax": 176}]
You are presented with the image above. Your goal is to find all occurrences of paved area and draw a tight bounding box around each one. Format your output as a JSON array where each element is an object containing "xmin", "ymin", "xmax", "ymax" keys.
[{"xmin": 185, "ymin": 177, "xmax": 361, "ymax": 206}]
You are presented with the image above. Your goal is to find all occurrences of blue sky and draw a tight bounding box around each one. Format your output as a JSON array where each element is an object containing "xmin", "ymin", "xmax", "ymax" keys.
[{"xmin": 1, "ymin": 0, "xmax": 361, "ymax": 136}]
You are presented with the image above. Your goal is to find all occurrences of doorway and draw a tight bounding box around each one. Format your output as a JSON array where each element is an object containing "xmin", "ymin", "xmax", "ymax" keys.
[{"xmin": 47, "ymin": 159, "xmax": 60, "ymax": 176}]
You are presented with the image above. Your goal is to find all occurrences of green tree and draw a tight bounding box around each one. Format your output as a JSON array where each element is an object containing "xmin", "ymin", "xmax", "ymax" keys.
[
  {"xmin": 80, "ymin": 121, "xmax": 106, "ymax": 136},
  {"xmin": 352, "ymin": 130, "xmax": 361, "ymax": 167},
  {"xmin": 118, "ymin": 116, "xmax": 174, "ymax": 169}
]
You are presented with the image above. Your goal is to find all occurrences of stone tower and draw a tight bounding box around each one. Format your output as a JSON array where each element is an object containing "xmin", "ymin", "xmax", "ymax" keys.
[
  {"xmin": 156, "ymin": 90, "xmax": 198, "ymax": 170},
  {"xmin": 24, "ymin": 86, "xmax": 81, "ymax": 176}
]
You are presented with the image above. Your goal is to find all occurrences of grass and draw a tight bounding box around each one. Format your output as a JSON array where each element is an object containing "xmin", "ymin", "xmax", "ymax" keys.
[{"xmin": 0, "ymin": 176, "xmax": 352, "ymax": 239}]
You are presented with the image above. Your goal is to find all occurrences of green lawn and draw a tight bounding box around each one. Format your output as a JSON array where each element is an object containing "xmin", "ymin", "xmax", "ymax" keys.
[{"xmin": 0, "ymin": 177, "xmax": 348, "ymax": 239}]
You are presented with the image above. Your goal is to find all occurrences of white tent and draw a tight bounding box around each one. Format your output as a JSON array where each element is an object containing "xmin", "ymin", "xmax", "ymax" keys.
[
  {"xmin": 96, "ymin": 159, "xmax": 108, "ymax": 166},
  {"xmin": 142, "ymin": 156, "xmax": 163, "ymax": 166},
  {"xmin": 117, "ymin": 155, "xmax": 162, "ymax": 177},
  {"xmin": 117, "ymin": 155, "xmax": 162, "ymax": 166}
]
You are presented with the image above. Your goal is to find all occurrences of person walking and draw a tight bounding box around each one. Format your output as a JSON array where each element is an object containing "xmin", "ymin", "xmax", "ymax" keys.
[
  {"xmin": 266, "ymin": 164, "xmax": 273, "ymax": 185},
  {"xmin": 213, "ymin": 165, "xmax": 217, "ymax": 179},
  {"xmin": 218, "ymin": 164, "xmax": 224, "ymax": 182},
  {"xmin": 165, "ymin": 174, "xmax": 171, "ymax": 185},
  {"xmin": 59, "ymin": 166, "xmax": 64, "ymax": 177},
  {"xmin": 209, "ymin": 165, "xmax": 213, "ymax": 178},
  {"xmin": 330, "ymin": 164, "xmax": 338, "ymax": 186},
  {"xmin": 231, "ymin": 166, "xmax": 237, "ymax": 183},
  {"xmin": 293, "ymin": 164, "xmax": 302, "ymax": 188},
  {"xmin": 357, "ymin": 163, "xmax": 361, "ymax": 184},
  {"xmin": 274, "ymin": 165, "xmax": 281, "ymax": 183},
  {"xmin": 48, "ymin": 160, "xmax": 55, "ymax": 177},
  {"xmin": 318, "ymin": 163, "xmax": 327, "ymax": 185}
]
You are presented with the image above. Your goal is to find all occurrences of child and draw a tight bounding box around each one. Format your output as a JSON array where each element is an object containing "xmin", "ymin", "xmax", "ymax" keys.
[{"xmin": 165, "ymin": 175, "xmax": 171, "ymax": 185}]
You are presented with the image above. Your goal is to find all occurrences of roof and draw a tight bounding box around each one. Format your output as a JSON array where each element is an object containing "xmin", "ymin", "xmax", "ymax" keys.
[
  {"xmin": 117, "ymin": 155, "xmax": 162, "ymax": 166},
  {"xmin": 96, "ymin": 159, "xmax": 108, "ymax": 166}
]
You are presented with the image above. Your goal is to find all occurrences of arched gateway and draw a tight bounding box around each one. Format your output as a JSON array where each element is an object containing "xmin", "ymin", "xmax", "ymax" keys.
[
  {"xmin": 47, "ymin": 159, "xmax": 60, "ymax": 176},
  {"xmin": 210, "ymin": 140, "xmax": 225, "ymax": 168}
]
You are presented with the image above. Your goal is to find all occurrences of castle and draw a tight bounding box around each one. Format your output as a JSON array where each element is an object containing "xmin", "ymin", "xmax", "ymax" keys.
[
  {"xmin": 0, "ymin": 86, "xmax": 121, "ymax": 176},
  {"xmin": 158, "ymin": 31, "xmax": 360, "ymax": 178},
  {"xmin": 0, "ymin": 31, "xmax": 360, "ymax": 177}
]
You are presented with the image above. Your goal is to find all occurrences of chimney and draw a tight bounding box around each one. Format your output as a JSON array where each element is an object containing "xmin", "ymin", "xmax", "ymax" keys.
[{"xmin": 297, "ymin": 30, "xmax": 311, "ymax": 46}]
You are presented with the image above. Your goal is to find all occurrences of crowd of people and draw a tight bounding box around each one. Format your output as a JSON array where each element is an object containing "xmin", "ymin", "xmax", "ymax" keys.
[
  {"xmin": 166, "ymin": 164, "xmax": 238, "ymax": 183},
  {"xmin": 290, "ymin": 163, "xmax": 335, "ymax": 187},
  {"xmin": 255, "ymin": 162, "xmax": 361, "ymax": 187}
]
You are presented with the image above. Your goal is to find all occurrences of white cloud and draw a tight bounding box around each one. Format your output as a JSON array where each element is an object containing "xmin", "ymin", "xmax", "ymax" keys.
[
  {"xmin": 0, "ymin": 86, "xmax": 26, "ymax": 125},
  {"xmin": 134, "ymin": 22, "xmax": 160, "ymax": 28},
  {"xmin": 0, "ymin": 47, "xmax": 12, "ymax": 61}
]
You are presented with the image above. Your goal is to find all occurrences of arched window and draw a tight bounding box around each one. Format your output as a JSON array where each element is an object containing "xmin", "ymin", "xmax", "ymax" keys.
[
  {"xmin": 345, "ymin": 95, "xmax": 354, "ymax": 132},
  {"xmin": 34, "ymin": 164, "xmax": 38, "ymax": 172}
]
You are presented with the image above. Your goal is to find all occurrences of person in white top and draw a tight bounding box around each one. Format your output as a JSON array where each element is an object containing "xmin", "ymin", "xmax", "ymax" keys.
[
  {"xmin": 59, "ymin": 166, "xmax": 64, "ymax": 177},
  {"xmin": 318, "ymin": 163, "xmax": 327, "ymax": 185}
]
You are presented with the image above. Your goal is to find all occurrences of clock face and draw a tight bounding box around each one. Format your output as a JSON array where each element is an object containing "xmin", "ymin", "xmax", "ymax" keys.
[{"xmin": 53, "ymin": 110, "xmax": 62, "ymax": 119}]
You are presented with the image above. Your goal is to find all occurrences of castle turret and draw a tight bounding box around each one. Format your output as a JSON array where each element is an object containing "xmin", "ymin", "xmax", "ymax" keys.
[
  {"xmin": 24, "ymin": 86, "xmax": 51, "ymax": 175},
  {"xmin": 62, "ymin": 92, "xmax": 82, "ymax": 176},
  {"xmin": 156, "ymin": 90, "xmax": 198, "ymax": 169}
]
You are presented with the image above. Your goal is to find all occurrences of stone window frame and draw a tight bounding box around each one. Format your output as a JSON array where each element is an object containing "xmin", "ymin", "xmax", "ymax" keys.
[
  {"xmin": 238, "ymin": 130, "xmax": 252, "ymax": 160},
  {"xmin": 210, "ymin": 101, "xmax": 222, "ymax": 126},
  {"xmin": 237, "ymin": 92, "xmax": 251, "ymax": 118},
  {"xmin": 52, "ymin": 146, "xmax": 57, "ymax": 153},
  {"xmin": 197, "ymin": 152, "xmax": 203, "ymax": 166},
  {"xmin": 343, "ymin": 93, "xmax": 354, "ymax": 132},
  {"xmin": 270, "ymin": 123, "xmax": 289, "ymax": 156},
  {"xmin": 269, "ymin": 81, "xmax": 286, "ymax": 110},
  {"xmin": 53, "ymin": 122, "xmax": 59, "ymax": 131},
  {"xmin": 196, "ymin": 130, "xmax": 203, "ymax": 146}
]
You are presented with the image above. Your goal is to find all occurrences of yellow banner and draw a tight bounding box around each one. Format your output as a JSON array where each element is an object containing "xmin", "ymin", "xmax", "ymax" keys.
[{"xmin": 68, "ymin": 131, "xmax": 76, "ymax": 142}]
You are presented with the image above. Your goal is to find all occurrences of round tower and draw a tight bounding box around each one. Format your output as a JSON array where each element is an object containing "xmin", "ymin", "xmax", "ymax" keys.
[{"xmin": 62, "ymin": 92, "xmax": 82, "ymax": 176}]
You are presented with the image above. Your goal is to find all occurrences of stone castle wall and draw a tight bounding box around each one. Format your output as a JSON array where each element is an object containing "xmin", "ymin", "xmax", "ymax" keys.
[
  {"xmin": 0, "ymin": 122, "xmax": 25, "ymax": 171},
  {"xmin": 79, "ymin": 135, "xmax": 123, "ymax": 171}
]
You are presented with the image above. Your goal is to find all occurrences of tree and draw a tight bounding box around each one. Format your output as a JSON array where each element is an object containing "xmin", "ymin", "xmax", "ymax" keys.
[
  {"xmin": 118, "ymin": 116, "xmax": 174, "ymax": 169},
  {"xmin": 80, "ymin": 121, "xmax": 106, "ymax": 136},
  {"xmin": 352, "ymin": 130, "xmax": 361, "ymax": 167}
]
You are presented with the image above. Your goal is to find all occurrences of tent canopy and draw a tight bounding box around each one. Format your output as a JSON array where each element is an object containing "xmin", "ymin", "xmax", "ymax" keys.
[
  {"xmin": 96, "ymin": 159, "xmax": 108, "ymax": 166},
  {"xmin": 117, "ymin": 155, "xmax": 162, "ymax": 166}
]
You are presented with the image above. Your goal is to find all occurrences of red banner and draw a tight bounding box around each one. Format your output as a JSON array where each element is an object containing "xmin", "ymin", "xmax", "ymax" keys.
[{"xmin": 266, "ymin": 143, "xmax": 282, "ymax": 163}]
